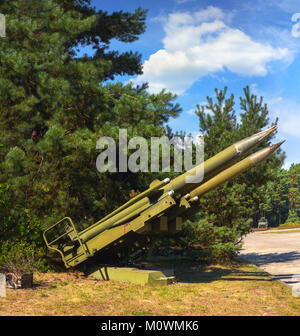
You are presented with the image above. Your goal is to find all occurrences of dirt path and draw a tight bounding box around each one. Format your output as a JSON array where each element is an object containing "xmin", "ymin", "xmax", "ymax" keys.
[{"xmin": 239, "ymin": 230, "xmax": 300, "ymax": 291}]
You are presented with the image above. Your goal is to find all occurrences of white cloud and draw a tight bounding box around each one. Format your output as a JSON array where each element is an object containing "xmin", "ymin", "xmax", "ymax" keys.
[
  {"xmin": 175, "ymin": 0, "xmax": 197, "ymax": 4},
  {"xmin": 133, "ymin": 7, "xmax": 291, "ymax": 95},
  {"xmin": 186, "ymin": 108, "xmax": 196, "ymax": 115},
  {"xmin": 250, "ymin": 85, "xmax": 300, "ymax": 138},
  {"xmin": 186, "ymin": 101, "xmax": 215, "ymax": 116},
  {"xmin": 246, "ymin": 85, "xmax": 300, "ymax": 166},
  {"xmin": 283, "ymin": 159, "xmax": 296, "ymax": 170},
  {"xmin": 268, "ymin": 98, "xmax": 300, "ymax": 138},
  {"xmin": 273, "ymin": 0, "xmax": 300, "ymax": 13}
]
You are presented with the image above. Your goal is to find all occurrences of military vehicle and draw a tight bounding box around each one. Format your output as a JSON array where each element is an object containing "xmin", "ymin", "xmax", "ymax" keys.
[{"xmin": 258, "ymin": 217, "xmax": 269, "ymax": 229}]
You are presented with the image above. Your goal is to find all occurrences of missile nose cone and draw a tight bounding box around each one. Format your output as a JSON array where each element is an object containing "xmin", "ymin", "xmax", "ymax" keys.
[
  {"xmin": 263, "ymin": 125, "xmax": 277, "ymax": 138},
  {"xmin": 234, "ymin": 125, "xmax": 277, "ymax": 154},
  {"xmin": 271, "ymin": 140, "xmax": 285, "ymax": 150},
  {"xmin": 250, "ymin": 140, "xmax": 285, "ymax": 166}
]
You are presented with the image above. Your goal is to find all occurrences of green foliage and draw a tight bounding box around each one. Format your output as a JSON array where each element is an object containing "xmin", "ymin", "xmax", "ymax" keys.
[
  {"xmin": 258, "ymin": 164, "xmax": 300, "ymax": 226},
  {"xmin": 183, "ymin": 86, "xmax": 285, "ymax": 261},
  {"xmin": 0, "ymin": 184, "xmax": 41, "ymax": 242},
  {"xmin": 180, "ymin": 217, "xmax": 251, "ymax": 263},
  {"xmin": 0, "ymin": 0, "xmax": 183, "ymax": 268},
  {"xmin": 0, "ymin": 183, "xmax": 49, "ymax": 272},
  {"xmin": 287, "ymin": 163, "xmax": 300, "ymax": 223},
  {"xmin": 0, "ymin": 1, "xmax": 181, "ymax": 233},
  {"xmin": 258, "ymin": 168, "xmax": 289, "ymax": 226},
  {"xmin": 0, "ymin": 241, "xmax": 50, "ymax": 274},
  {"xmin": 148, "ymin": 237, "xmax": 178, "ymax": 257}
]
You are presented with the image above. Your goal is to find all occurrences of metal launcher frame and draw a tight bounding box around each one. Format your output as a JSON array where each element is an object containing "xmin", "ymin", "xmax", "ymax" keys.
[{"xmin": 43, "ymin": 126, "xmax": 284, "ymax": 282}]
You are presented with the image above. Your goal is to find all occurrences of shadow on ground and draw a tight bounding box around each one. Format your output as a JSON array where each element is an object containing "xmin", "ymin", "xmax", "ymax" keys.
[
  {"xmin": 271, "ymin": 273, "xmax": 300, "ymax": 285},
  {"xmin": 174, "ymin": 266, "xmax": 273, "ymax": 284},
  {"xmin": 142, "ymin": 258, "xmax": 274, "ymax": 284},
  {"xmin": 42, "ymin": 252, "xmax": 300, "ymax": 285},
  {"xmin": 239, "ymin": 251, "xmax": 300, "ymax": 266}
]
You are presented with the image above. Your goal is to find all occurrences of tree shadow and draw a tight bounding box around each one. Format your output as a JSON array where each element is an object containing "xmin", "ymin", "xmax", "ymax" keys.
[
  {"xmin": 174, "ymin": 265, "xmax": 273, "ymax": 284},
  {"xmin": 140, "ymin": 257, "xmax": 278, "ymax": 284},
  {"xmin": 239, "ymin": 251, "xmax": 300, "ymax": 267},
  {"xmin": 170, "ymin": 251, "xmax": 300, "ymax": 284},
  {"xmin": 271, "ymin": 273, "xmax": 300, "ymax": 285}
]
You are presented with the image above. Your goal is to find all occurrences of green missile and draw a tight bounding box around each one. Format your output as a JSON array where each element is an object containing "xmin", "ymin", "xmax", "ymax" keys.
[
  {"xmin": 79, "ymin": 126, "xmax": 277, "ymax": 243},
  {"xmin": 79, "ymin": 126, "xmax": 277, "ymax": 242},
  {"xmin": 95, "ymin": 178, "xmax": 170, "ymax": 225},
  {"xmin": 79, "ymin": 178, "xmax": 170, "ymax": 242},
  {"xmin": 79, "ymin": 189, "xmax": 175, "ymax": 243},
  {"xmin": 162, "ymin": 125, "xmax": 277, "ymax": 196},
  {"xmin": 79, "ymin": 197, "xmax": 149, "ymax": 243},
  {"xmin": 167, "ymin": 140, "xmax": 284, "ymax": 224},
  {"xmin": 188, "ymin": 141, "xmax": 285, "ymax": 200}
]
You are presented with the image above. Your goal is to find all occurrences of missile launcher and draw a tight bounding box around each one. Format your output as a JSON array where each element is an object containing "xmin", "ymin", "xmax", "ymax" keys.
[{"xmin": 43, "ymin": 126, "xmax": 283, "ymax": 284}]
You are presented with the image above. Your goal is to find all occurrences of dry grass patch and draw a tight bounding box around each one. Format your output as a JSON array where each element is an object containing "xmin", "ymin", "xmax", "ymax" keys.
[
  {"xmin": 263, "ymin": 229, "xmax": 300, "ymax": 234},
  {"xmin": 0, "ymin": 262, "xmax": 300, "ymax": 316}
]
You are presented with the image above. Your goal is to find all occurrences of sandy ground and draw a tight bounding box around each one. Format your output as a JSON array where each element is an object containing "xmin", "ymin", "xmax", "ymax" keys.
[{"xmin": 239, "ymin": 229, "xmax": 300, "ymax": 291}]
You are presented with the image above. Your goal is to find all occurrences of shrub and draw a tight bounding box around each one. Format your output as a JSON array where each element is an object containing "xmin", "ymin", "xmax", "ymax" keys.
[
  {"xmin": 0, "ymin": 241, "xmax": 50, "ymax": 274},
  {"xmin": 0, "ymin": 183, "xmax": 50, "ymax": 272}
]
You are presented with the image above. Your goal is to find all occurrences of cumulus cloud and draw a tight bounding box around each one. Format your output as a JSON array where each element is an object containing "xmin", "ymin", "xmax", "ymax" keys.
[{"xmin": 133, "ymin": 6, "xmax": 290, "ymax": 95}]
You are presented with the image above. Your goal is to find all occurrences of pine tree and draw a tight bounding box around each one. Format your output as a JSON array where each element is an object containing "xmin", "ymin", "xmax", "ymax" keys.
[
  {"xmin": 259, "ymin": 169, "xmax": 289, "ymax": 226},
  {"xmin": 189, "ymin": 86, "xmax": 285, "ymax": 260},
  {"xmin": 0, "ymin": 0, "xmax": 181, "ymax": 236},
  {"xmin": 237, "ymin": 86, "xmax": 285, "ymax": 226},
  {"xmin": 287, "ymin": 163, "xmax": 300, "ymax": 223}
]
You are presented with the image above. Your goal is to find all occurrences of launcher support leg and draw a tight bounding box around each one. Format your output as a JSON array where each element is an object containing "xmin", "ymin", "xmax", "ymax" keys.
[{"xmin": 85, "ymin": 264, "xmax": 175, "ymax": 286}]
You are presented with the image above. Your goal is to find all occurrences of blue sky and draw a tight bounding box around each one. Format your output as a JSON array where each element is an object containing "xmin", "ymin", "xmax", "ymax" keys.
[{"xmin": 87, "ymin": 0, "xmax": 300, "ymax": 168}]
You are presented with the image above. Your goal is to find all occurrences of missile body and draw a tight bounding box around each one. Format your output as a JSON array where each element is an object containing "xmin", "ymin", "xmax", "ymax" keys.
[
  {"xmin": 96, "ymin": 178, "xmax": 169, "ymax": 224},
  {"xmin": 188, "ymin": 141, "xmax": 284, "ymax": 200},
  {"xmin": 78, "ymin": 179, "xmax": 171, "ymax": 243},
  {"xmin": 78, "ymin": 127, "xmax": 278, "ymax": 242},
  {"xmin": 161, "ymin": 126, "xmax": 276, "ymax": 196},
  {"xmin": 166, "ymin": 141, "xmax": 284, "ymax": 224}
]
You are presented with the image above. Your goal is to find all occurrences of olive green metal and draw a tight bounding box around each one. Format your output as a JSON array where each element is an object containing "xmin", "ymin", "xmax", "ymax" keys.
[
  {"xmin": 79, "ymin": 197, "xmax": 151, "ymax": 243},
  {"xmin": 48, "ymin": 193, "xmax": 177, "ymax": 268},
  {"xmin": 95, "ymin": 178, "xmax": 170, "ymax": 225},
  {"xmin": 165, "ymin": 141, "xmax": 284, "ymax": 226},
  {"xmin": 188, "ymin": 141, "xmax": 283, "ymax": 199},
  {"xmin": 87, "ymin": 266, "xmax": 175, "ymax": 286},
  {"xmin": 189, "ymin": 157, "xmax": 253, "ymax": 199},
  {"xmin": 78, "ymin": 179, "xmax": 172, "ymax": 243},
  {"xmin": 161, "ymin": 125, "xmax": 277, "ymax": 197},
  {"xmin": 81, "ymin": 126, "xmax": 278, "ymax": 241},
  {"xmin": 43, "ymin": 127, "xmax": 283, "ymax": 278},
  {"xmin": 80, "ymin": 126, "xmax": 278, "ymax": 241},
  {"xmin": 43, "ymin": 217, "xmax": 90, "ymax": 269}
]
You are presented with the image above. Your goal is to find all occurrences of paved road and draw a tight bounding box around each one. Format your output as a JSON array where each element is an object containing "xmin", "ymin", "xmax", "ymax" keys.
[{"xmin": 239, "ymin": 230, "xmax": 300, "ymax": 291}]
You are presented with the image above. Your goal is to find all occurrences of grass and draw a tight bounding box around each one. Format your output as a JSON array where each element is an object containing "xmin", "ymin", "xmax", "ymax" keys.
[
  {"xmin": 280, "ymin": 222, "xmax": 300, "ymax": 227},
  {"xmin": 1, "ymin": 260, "xmax": 300, "ymax": 316},
  {"xmin": 270, "ymin": 222, "xmax": 300, "ymax": 229}
]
